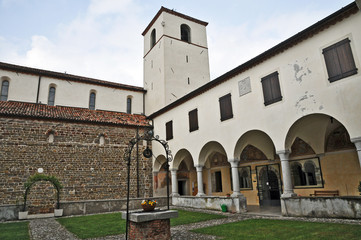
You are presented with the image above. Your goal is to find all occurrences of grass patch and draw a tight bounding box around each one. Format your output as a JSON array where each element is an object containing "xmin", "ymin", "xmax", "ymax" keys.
[
  {"xmin": 192, "ymin": 219, "xmax": 361, "ymax": 240},
  {"xmin": 57, "ymin": 213, "xmax": 126, "ymax": 239},
  {"xmin": 0, "ymin": 221, "xmax": 30, "ymax": 240},
  {"xmin": 57, "ymin": 209, "xmax": 226, "ymax": 239},
  {"xmin": 171, "ymin": 209, "xmax": 226, "ymax": 226}
]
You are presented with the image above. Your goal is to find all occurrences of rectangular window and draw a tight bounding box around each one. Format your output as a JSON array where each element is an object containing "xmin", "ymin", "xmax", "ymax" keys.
[
  {"xmin": 219, "ymin": 93, "xmax": 233, "ymax": 121},
  {"xmin": 290, "ymin": 157, "xmax": 324, "ymax": 189},
  {"xmin": 188, "ymin": 109, "xmax": 199, "ymax": 132},
  {"xmin": 323, "ymin": 38, "xmax": 358, "ymax": 82},
  {"xmin": 261, "ymin": 71, "xmax": 282, "ymax": 106},
  {"xmin": 166, "ymin": 120, "xmax": 173, "ymax": 140}
]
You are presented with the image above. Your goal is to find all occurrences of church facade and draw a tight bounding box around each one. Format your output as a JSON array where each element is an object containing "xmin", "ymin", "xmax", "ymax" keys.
[{"xmin": 1, "ymin": 1, "xmax": 361, "ymax": 220}]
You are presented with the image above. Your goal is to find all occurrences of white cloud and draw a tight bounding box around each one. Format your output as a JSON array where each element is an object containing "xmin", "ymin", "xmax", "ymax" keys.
[{"xmin": 208, "ymin": 9, "xmax": 330, "ymax": 80}]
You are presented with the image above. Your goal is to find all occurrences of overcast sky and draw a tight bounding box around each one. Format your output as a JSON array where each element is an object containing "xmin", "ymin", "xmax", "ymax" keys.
[{"xmin": 0, "ymin": 0, "xmax": 353, "ymax": 87}]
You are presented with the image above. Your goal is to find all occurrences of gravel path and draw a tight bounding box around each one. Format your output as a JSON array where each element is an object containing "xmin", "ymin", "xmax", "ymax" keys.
[{"xmin": 27, "ymin": 208, "xmax": 361, "ymax": 240}]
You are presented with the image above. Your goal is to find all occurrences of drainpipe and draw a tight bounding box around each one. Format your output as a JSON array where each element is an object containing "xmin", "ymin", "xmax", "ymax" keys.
[{"xmin": 36, "ymin": 76, "xmax": 41, "ymax": 103}]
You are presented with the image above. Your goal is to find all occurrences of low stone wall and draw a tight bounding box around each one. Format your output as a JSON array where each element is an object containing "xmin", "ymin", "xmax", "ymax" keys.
[
  {"xmin": 281, "ymin": 196, "xmax": 361, "ymax": 219},
  {"xmin": 0, "ymin": 197, "xmax": 169, "ymax": 221},
  {"xmin": 172, "ymin": 196, "xmax": 247, "ymax": 213}
]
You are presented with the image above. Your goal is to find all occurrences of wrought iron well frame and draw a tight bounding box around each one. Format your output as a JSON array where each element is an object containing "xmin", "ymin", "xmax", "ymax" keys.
[{"xmin": 123, "ymin": 128, "xmax": 173, "ymax": 240}]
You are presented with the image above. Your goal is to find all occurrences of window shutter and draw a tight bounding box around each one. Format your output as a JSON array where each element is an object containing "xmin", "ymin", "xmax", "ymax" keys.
[
  {"xmin": 323, "ymin": 38, "xmax": 357, "ymax": 82},
  {"xmin": 261, "ymin": 72, "xmax": 282, "ymax": 106},
  {"xmin": 166, "ymin": 121, "xmax": 173, "ymax": 140},
  {"xmin": 189, "ymin": 109, "xmax": 199, "ymax": 132},
  {"xmin": 219, "ymin": 94, "xmax": 233, "ymax": 121}
]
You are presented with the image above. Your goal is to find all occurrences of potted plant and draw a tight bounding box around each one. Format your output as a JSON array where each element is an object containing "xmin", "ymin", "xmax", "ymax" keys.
[{"xmin": 141, "ymin": 199, "xmax": 157, "ymax": 212}]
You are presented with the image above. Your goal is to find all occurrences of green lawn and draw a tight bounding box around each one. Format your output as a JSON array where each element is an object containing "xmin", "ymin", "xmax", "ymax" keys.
[
  {"xmin": 191, "ymin": 219, "xmax": 361, "ymax": 240},
  {"xmin": 57, "ymin": 213, "xmax": 126, "ymax": 239},
  {"xmin": 56, "ymin": 209, "xmax": 225, "ymax": 239},
  {"xmin": 170, "ymin": 209, "xmax": 226, "ymax": 226},
  {"xmin": 0, "ymin": 221, "xmax": 30, "ymax": 240}
]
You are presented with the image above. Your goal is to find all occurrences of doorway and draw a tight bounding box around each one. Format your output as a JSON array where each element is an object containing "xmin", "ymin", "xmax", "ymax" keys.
[
  {"xmin": 256, "ymin": 164, "xmax": 282, "ymax": 206},
  {"xmin": 178, "ymin": 180, "xmax": 187, "ymax": 195}
]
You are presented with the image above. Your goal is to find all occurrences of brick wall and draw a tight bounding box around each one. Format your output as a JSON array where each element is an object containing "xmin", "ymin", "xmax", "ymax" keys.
[
  {"xmin": 0, "ymin": 117, "xmax": 153, "ymax": 213},
  {"xmin": 129, "ymin": 219, "xmax": 171, "ymax": 240}
]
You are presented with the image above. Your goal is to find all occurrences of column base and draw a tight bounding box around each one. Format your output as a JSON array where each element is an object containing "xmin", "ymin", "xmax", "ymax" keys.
[
  {"xmin": 231, "ymin": 192, "xmax": 243, "ymax": 197},
  {"xmin": 281, "ymin": 192, "xmax": 297, "ymax": 198},
  {"xmin": 171, "ymin": 193, "xmax": 180, "ymax": 197},
  {"xmin": 196, "ymin": 193, "xmax": 206, "ymax": 197}
]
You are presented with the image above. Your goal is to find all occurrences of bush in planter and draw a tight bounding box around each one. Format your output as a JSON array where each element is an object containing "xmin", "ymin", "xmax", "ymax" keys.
[{"xmin": 23, "ymin": 173, "xmax": 63, "ymax": 212}]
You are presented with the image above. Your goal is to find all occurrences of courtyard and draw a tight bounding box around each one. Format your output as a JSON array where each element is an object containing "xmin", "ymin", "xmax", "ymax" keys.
[{"xmin": 1, "ymin": 207, "xmax": 360, "ymax": 240}]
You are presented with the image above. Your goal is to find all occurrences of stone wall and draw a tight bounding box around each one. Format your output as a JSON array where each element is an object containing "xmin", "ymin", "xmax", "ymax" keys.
[
  {"xmin": 172, "ymin": 196, "xmax": 247, "ymax": 213},
  {"xmin": 281, "ymin": 196, "xmax": 361, "ymax": 219},
  {"xmin": 0, "ymin": 116, "xmax": 153, "ymax": 215}
]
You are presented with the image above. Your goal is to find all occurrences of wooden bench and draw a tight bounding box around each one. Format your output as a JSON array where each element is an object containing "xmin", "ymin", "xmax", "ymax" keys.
[{"xmin": 310, "ymin": 190, "xmax": 339, "ymax": 196}]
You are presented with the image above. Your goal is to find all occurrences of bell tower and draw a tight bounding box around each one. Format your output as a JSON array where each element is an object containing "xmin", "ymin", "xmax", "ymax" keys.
[{"xmin": 143, "ymin": 7, "xmax": 210, "ymax": 115}]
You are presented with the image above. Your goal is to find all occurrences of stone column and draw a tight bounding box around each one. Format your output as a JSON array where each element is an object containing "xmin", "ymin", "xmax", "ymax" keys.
[
  {"xmin": 170, "ymin": 168, "xmax": 179, "ymax": 197},
  {"xmin": 229, "ymin": 159, "xmax": 242, "ymax": 197},
  {"xmin": 195, "ymin": 165, "xmax": 205, "ymax": 196},
  {"xmin": 277, "ymin": 150, "xmax": 297, "ymax": 198},
  {"xmin": 351, "ymin": 137, "xmax": 361, "ymax": 168}
]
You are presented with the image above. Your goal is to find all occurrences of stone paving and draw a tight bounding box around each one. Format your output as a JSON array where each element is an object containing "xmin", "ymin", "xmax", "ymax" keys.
[{"xmin": 27, "ymin": 207, "xmax": 361, "ymax": 240}]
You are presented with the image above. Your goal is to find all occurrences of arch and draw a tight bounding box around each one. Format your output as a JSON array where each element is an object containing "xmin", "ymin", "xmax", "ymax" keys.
[
  {"xmin": 198, "ymin": 141, "xmax": 227, "ymax": 166},
  {"xmin": 151, "ymin": 29, "xmax": 156, "ymax": 48},
  {"xmin": 180, "ymin": 24, "xmax": 191, "ymax": 42},
  {"xmin": 172, "ymin": 149, "xmax": 194, "ymax": 170},
  {"xmin": 285, "ymin": 113, "xmax": 351, "ymax": 154},
  {"xmin": 1, "ymin": 79, "xmax": 9, "ymax": 101},
  {"xmin": 240, "ymin": 145, "xmax": 268, "ymax": 161},
  {"xmin": 325, "ymin": 125, "xmax": 355, "ymax": 152},
  {"xmin": 234, "ymin": 130, "xmax": 276, "ymax": 160},
  {"xmin": 23, "ymin": 174, "xmax": 63, "ymax": 211},
  {"xmin": 289, "ymin": 137, "xmax": 316, "ymax": 158},
  {"xmin": 153, "ymin": 154, "xmax": 167, "ymax": 172}
]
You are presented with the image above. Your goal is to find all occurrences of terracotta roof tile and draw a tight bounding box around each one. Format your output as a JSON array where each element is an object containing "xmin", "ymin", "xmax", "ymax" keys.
[{"xmin": 0, "ymin": 101, "xmax": 150, "ymax": 127}]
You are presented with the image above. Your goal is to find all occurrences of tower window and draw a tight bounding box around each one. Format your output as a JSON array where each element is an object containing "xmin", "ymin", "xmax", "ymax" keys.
[
  {"xmin": 323, "ymin": 38, "xmax": 358, "ymax": 82},
  {"xmin": 48, "ymin": 86, "xmax": 56, "ymax": 106},
  {"xmin": 127, "ymin": 97, "xmax": 132, "ymax": 114},
  {"xmin": 151, "ymin": 29, "xmax": 156, "ymax": 48},
  {"xmin": 181, "ymin": 24, "xmax": 191, "ymax": 43},
  {"xmin": 89, "ymin": 92, "xmax": 96, "ymax": 110},
  {"xmin": 1, "ymin": 80, "xmax": 9, "ymax": 101}
]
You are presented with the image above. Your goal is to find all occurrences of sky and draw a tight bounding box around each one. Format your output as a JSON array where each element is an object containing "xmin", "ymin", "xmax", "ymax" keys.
[{"xmin": 0, "ymin": 0, "xmax": 353, "ymax": 87}]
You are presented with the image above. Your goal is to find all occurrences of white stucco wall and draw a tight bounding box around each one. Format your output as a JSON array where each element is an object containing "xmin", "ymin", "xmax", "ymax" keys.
[
  {"xmin": 0, "ymin": 70, "xmax": 144, "ymax": 114},
  {"xmin": 151, "ymin": 11, "xmax": 361, "ymax": 167}
]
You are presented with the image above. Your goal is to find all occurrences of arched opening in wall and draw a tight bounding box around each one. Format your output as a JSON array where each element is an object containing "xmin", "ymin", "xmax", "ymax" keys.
[
  {"xmin": 173, "ymin": 149, "xmax": 195, "ymax": 196},
  {"xmin": 1, "ymin": 78, "xmax": 10, "ymax": 101},
  {"xmin": 151, "ymin": 29, "xmax": 156, "ymax": 48},
  {"xmin": 27, "ymin": 181, "xmax": 57, "ymax": 214},
  {"xmin": 89, "ymin": 91, "xmax": 96, "ymax": 110},
  {"xmin": 180, "ymin": 24, "xmax": 191, "ymax": 43},
  {"xmin": 153, "ymin": 155, "xmax": 168, "ymax": 197},
  {"xmin": 285, "ymin": 113, "xmax": 359, "ymax": 196},
  {"xmin": 48, "ymin": 85, "xmax": 56, "ymax": 106},
  {"xmin": 126, "ymin": 96, "xmax": 132, "ymax": 114},
  {"xmin": 199, "ymin": 141, "xmax": 230, "ymax": 196},
  {"xmin": 234, "ymin": 130, "xmax": 279, "ymax": 206}
]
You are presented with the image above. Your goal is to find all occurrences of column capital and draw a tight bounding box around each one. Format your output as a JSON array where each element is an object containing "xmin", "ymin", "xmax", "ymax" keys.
[
  {"xmin": 351, "ymin": 137, "xmax": 361, "ymax": 149},
  {"xmin": 169, "ymin": 168, "xmax": 178, "ymax": 172},
  {"xmin": 276, "ymin": 150, "xmax": 291, "ymax": 160},
  {"xmin": 195, "ymin": 165, "xmax": 204, "ymax": 171},
  {"xmin": 228, "ymin": 159, "xmax": 240, "ymax": 168}
]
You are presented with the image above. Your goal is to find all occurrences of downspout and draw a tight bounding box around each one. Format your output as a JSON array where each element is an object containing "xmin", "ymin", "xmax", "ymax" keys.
[{"xmin": 36, "ymin": 76, "xmax": 41, "ymax": 103}]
